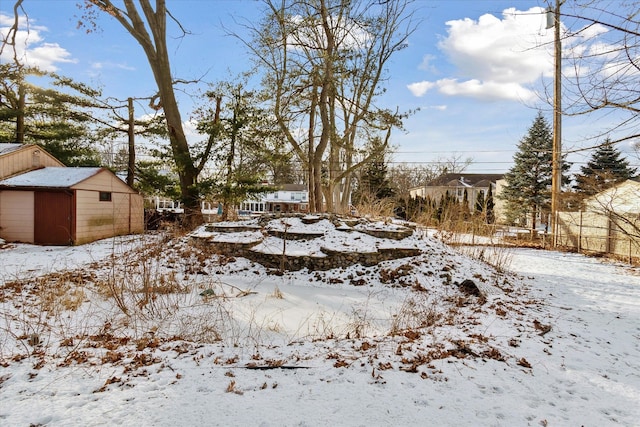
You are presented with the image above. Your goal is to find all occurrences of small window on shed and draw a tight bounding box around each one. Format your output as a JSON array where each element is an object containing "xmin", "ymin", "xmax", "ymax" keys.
[{"xmin": 99, "ymin": 191, "xmax": 112, "ymax": 202}]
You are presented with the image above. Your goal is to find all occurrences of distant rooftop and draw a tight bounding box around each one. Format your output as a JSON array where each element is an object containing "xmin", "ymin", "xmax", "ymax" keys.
[
  {"xmin": 425, "ymin": 173, "xmax": 504, "ymax": 187},
  {"xmin": 278, "ymin": 184, "xmax": 307, "ymax": 192}
]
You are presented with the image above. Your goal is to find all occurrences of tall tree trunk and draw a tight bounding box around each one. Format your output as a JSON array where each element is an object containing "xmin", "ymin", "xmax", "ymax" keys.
[
  {"xmin": 530, "ymin": 206, "xmax": 537, "ymax": 239},
  {"xmin": 89, "ymin": 0, "xmax": 203, "ymax": 226},
  {"xmin": 221, "ymin": 102, "xmax": 238, "ymax": 221}
]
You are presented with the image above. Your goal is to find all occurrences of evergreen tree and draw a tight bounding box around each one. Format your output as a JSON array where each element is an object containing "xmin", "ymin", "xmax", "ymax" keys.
[
  {"xmin": 436, "ymin": 193, "xmax": 446, "ymax": 223},
  {"xmin": 574, "ymin": 139, "xmax": 637, "ymax": 196},
  {"xmin": 475, "ymin": 190, "xmax": 485, "ymax": 216},
  {"xmin": 485, "ymin": 184, "xmax": 495, "ymax": 224},
  {"xmin": 500, "ymin": 112, "xmax": 570, "ymax": 230},
  {"xmin": 195, "ymin": 82, "xmax": 274, "ymax": 220},
  {"xmin": 352, "ymin": 158, "xmax": 394, "ymax": 204},
  {"xmin": 0, "ymin": 64, "xmax": 103, "ymax": 165},
  {"xmin": 461, "ymin": 189, "xmax": 470, "ymax": 220},
  {"xmin": 135, "ymin": 160, "xmax": 181, "ymax": 201}
]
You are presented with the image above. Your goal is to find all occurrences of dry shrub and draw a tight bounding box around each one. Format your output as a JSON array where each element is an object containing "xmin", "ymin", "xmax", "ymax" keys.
[
  {"xmin": 60, "ymin": 288, "xmax": 86, "ymax": 311},
  {"xmin": 26, "ymin": 271, "xmax": 92, "ymax": 314},
  {"xmin": 270, "ymin": 286, "xmax": 284, "ymax": 299},
  {"xmin": 456, "ymin": 244, "xmax": 513, "ymax": 273},
  {"xmin": 354, "ymin": 197, "xmax": 396, "ymax": 220},
  {"xmin": 94, "ymin": 243, "xmax": 192, "ymax": 317},
  {"xmin": 390, "ymin": 295, "xmax": 441, "ymax": 335},
  {"xmin": 346, "ymin": 306, "xmax": 372, "ymax": 339},
  {"xmin": 226, "ymin": 380, "xmax": 243, "ymax": 395}
]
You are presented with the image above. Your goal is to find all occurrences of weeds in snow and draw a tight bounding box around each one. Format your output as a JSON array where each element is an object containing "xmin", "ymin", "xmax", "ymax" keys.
[{"xmin": 390, "ymin": 295, "xmax": 441, "ymax": 336}]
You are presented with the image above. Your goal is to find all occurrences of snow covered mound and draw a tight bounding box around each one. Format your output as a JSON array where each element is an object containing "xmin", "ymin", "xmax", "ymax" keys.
[{"xmin": 193, "ymin": 216, "xmax": 422, "ymax": 271}]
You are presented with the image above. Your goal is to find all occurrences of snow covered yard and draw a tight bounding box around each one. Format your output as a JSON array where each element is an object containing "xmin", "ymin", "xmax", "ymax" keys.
[{"xmin": 0, "ymin": 217, "xmax": 638, "ymax": 426}]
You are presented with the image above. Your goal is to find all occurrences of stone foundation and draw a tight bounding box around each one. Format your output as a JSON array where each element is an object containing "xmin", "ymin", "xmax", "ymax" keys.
[
  {"xmin": 194, "ymin": 214, "xmax": 422, "ymax": 272},
  {"xmin": 201, "ymin": 240, "xmax": 422, "ymax": 271}
]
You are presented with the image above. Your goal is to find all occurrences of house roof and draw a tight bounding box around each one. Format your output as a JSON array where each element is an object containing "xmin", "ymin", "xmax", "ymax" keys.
[
  {"xmin": 279, "ymin": 184, "xmax": 307, "ymax": 192},
  {"xmin": 425, "ymin": 173, "xmax": 504, "ymax": 187},
  {"xmin": 0, "ymin": 143, "xmax": 25, "ymax": 156},
  {"xmin": 0, "ymin": 167, "xmax": 103, "ymax": 188}
]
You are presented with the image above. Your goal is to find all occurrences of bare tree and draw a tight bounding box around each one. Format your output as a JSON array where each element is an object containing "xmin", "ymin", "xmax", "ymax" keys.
[
  {"xmin": 78, "ymin": 0, "xmax": 221, "ymax": 226},
  {"xmin": 559, "ymin": 1, "xmax": 640, "ymax": 147},
  {"xmin": 245, "ymin": 0, "xmax": 415, "ymax": 213}
]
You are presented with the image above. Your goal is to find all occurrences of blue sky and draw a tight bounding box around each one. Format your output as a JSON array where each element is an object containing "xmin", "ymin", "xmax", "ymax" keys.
[{"xmin": 1, "ymin": 0, "xmax": 635, "ymax": 174}]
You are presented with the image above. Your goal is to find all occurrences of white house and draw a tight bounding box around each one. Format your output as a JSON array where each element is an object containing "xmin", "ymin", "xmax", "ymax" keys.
[
  {"xmin": 149, "ymin": 184, "xmax": 310, "ymax": 217},
  {"xmin": 239, "ymin": 184, "xmax": 308, "ymax": 215}
]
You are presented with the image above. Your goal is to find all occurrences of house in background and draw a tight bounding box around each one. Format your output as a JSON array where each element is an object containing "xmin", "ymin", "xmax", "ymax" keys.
[
  {"xmin": 0, "ymin": 143, "xmax": 64, "ymax": 179},
  {"xmin": 410, "ymin": 173, "xmax": 503, "ymax": 216},
  {"xmin": 239, "ymin": 184, "xmax": 309, "ymax": 215},
  {"xmin": 0, "ymin": 166, "xmax": 144, "ymax": 245}
]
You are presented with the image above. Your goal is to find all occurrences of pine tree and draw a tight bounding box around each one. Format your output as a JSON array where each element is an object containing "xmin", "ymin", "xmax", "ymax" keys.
[
  {"xmin": 475, "ymin": 190, "xmax": 485, "ymax": 216},
  {"xmin": 196, "ymin": 82, "xmax": 274, "ymax": 220},
  {"xmin": 0, "ymin": 64, "xmax": 103, "ymax": 165},
  {"xmin": 485, "ymin": 184, "xmax": 495, "ymax": 224},
  {"xmin": 352, "ymin": 159, "xmax": 394, "ymax": 204},
  {"xmin": 461, "ymin": 189, "xmax": 470, "ymax": 219},
  {"xmin": 574, "ymin": 139, "xmax": 637, "ymax": 196},
  {"xmin": 500, "ymin": 112, "xmax": 570, "ymax": 230}
]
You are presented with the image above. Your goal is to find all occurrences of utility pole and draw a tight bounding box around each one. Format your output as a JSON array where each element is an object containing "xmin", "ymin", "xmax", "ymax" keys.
[
  {"xmin": 548, "ymin": 1, "xmax": 563, "ymax": 247},
  {"xmin": 127, "ymin": 97, "xmax": 135, "ymax": 187}
]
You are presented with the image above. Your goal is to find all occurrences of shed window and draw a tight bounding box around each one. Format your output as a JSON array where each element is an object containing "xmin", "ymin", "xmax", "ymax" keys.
[{"xmin": 99, "ymin": 192, "xmax": 112, "ymax": 202}]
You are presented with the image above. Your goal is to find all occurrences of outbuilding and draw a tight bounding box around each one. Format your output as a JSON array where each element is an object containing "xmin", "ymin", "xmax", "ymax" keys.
[
  {"xmin": 0, "ymin": 143, "xmax": 65, "ymax": 180},
  {"xmin": 0, "ymin": 167, "xmax": 144, "ymax": 245}
]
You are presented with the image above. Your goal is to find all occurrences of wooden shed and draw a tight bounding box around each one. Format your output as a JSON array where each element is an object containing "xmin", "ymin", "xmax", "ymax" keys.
[
  {"xmin": 0, "ymin": 143, "xmax": 65, "ymax": 180},
  {"xmin": 0, "ymin": 167, "xmax": 144, "ymax": 245}
]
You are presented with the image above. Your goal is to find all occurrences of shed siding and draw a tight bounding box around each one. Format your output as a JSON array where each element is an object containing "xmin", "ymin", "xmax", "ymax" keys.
[
  {"xmin": 0, "ymin": 146, "xmax": 64, "ymax": 179},
  {"xmin": 73, "ymin": 170, "xmax": 136, "ymax": 194},
  {"xmin": 74, "ymin": 190, "xmax": 143, "ymax": 244},
  {"xmin": 0, "ymin": 191, "xmax": 35, "ymax": 242},
  {"xmin": 129, "ymin": 193, "xmax": 145, "ymax": 234}
]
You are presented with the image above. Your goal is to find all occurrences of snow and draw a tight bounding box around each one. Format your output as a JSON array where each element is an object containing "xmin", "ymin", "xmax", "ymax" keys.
[
  {"xmin": 0, "ymin": 143, "xmax": 23, "ymax": 155},
  {"xmin": 1, "ymin": 218, "xmax": 639, "ymax": 426},
  {"xmin": 0, "ymin": 167, "xmax": 102, "ymax": 187}
]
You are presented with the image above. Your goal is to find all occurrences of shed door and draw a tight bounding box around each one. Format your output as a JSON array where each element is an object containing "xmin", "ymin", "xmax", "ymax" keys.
[{"xmin": 34, "ymin": 191, "xmax": 73, "ymax": 245}]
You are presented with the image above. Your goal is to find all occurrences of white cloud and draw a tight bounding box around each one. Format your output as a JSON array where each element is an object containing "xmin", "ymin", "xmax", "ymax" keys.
[
  {"xmin": 91, "ymin": 61, "xmax": 135, "ymax": 71},
  {"xmin": 409, "ymin": 7, "xmax": 554, "ymax": 102},
  {"xmin": 440, "ymin": 7, "xmax": 554, "ymax": 82},
  {"xmin": 410, "ymin": 78, "xmax": 536, "ymax": 102},
  {"xmin": 429, "ymin": 105, "xmax": 447, "ymax": 111},
  {"xmin": 0, "ymin": 13, "xmax": 75, "ymax": 72},
  {"xmin": 579, "ymin": 23, "xmax": 609, "ymax": 39},
  {"xmin": 418, "ymin": 54, "xmax": 437, "ymax": 72},
  {"xmin": 407, "ymin": 80, "xmax": 435, "ymax": 96},
  {"xmin": 436, "ymin": 78, "xmax": 537, "ymax": 102},
  {"xmin": 27, "ymin": 43, "xmax": 76, "ymax": 70}
]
